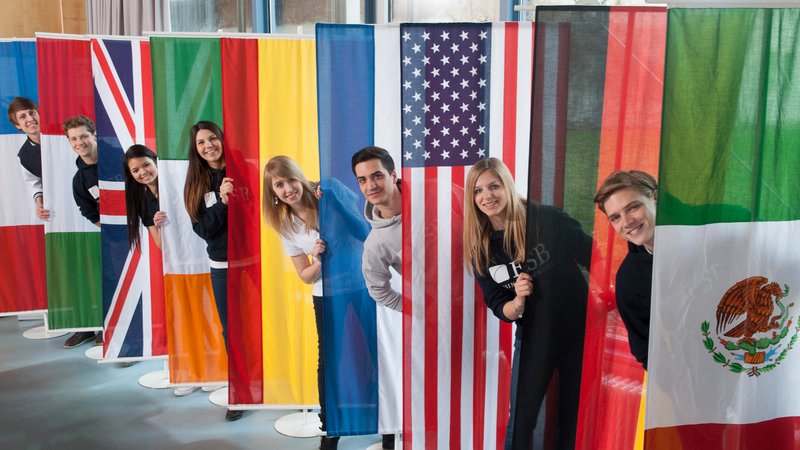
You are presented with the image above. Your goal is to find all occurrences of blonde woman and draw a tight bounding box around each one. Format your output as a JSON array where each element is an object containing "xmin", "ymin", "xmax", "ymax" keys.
[
  {"xmin": 464, "ymin": 157, "xmax": 591, "ymax": 450},
  {"xmin": 263, "ymin": 155, "xmax": 337, "ymax": 450}
]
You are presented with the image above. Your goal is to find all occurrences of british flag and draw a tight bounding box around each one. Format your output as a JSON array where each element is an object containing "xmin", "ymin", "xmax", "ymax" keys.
[{"xmin": 91, "ymin": 37, "xmax": 167, "ymax": 359}]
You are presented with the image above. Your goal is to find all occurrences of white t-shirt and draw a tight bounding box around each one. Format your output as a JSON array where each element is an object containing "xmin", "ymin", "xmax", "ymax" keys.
[{"xmin": 280, "ymin": 217, "xmax": 322, "ymax": 296}]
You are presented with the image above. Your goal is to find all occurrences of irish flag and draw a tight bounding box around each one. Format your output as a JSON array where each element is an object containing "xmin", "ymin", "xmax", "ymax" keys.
[
  {"xmin": 37, "ymin": 35, "xmax": 103, "ymax": 331},
  {"xmin": 0, "ymin": 39, "xmax": 46, "ymax": 315},
  {"xmin": 647, "ymin": 8, "xmax": 800, "ymax": 449},
  {"xmin": 150, "ymin": 36, "xmax": 227, "ymax": 385}
]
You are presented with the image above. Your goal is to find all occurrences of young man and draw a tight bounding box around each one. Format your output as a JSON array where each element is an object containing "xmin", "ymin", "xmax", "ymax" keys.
[
  {"xmin": 594, "ymin": 170, "xmax": 658, "ymax": 370},
  {"xmin": 352, "ymin": 146, "xmax": 402, "ymax": 313},
  {"xmin": 7, "ymin": 97, "xmax": 49, "ymax": 220},
  {"xmin": 351, "ymin": 146, "xmax": 400, "ymax": 450},
  {"xmin": 61, "ymin": 115, "xmax": 102, "ymax": 348}
]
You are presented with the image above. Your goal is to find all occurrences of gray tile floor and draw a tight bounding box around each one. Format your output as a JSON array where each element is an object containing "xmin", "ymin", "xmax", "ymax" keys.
[{"xmin": 0, "ymin": 316, "xmax": 382, "ymax": 450}]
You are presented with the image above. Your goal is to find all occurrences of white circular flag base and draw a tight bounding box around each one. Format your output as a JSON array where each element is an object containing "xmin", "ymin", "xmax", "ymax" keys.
[
  {"xmin": 139, "ymin": 370, "xmax": 170, "ymax": 389},
  {"xmin": 365, "ymin": 443, "xmax": 382, "ymax": 450},
  {"xmin": 208, "ymin": 386, "xmax": 228, "ymax": 406},
  {"xmin": 22, "ymin": 326, "xmax": 68, "ymax": 340},
  {"xmin": 84, "ymin": 345, "xmax": 103, "ymax": 360},
  {"xmin": 274, "ymin": 411, "xmax": 322, "ymax": 438}
]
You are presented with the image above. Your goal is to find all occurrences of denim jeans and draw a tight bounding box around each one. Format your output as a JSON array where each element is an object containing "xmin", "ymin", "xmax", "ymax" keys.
[{"xmin": 210, "ymin": 267, "xmax": 228, "ymax": 349}]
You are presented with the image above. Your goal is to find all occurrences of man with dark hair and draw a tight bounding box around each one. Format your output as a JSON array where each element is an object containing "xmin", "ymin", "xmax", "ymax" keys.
[
  {"xmin": 351, "ymin": 146, "xmax": 402, "ymax": 313},
  {"xmin": 594, "ymin": 170, "xmax": 658, "ymax": 369},
  {"xmin": 60, "ymin": 115, "xmax": 101, "ymax": 348},
  {"xmin": 351, "ymin": 146, "xmax": 401, "ymax": 450},
  {"xmin": 7, "ymin": 97, "xmax": 49, "ymax": 220}
]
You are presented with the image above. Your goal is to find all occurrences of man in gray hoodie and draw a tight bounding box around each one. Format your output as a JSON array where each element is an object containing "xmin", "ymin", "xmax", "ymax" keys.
[{"xmin": 352, "ymin": 146, "xmax": 402, "ymax": 313}]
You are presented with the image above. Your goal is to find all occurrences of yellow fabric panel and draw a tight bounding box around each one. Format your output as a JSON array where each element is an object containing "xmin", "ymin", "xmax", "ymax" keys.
[
  {"xmin": 258, "ymin": 37, "xmax": 320, "ymax": 405},
  {"xmin": 164, "ymin": 273, "xmax": 228, "ymax": 384},
  {"xmin": 634, "ymin": 372, "xmax": 647, "ymax": 450}
]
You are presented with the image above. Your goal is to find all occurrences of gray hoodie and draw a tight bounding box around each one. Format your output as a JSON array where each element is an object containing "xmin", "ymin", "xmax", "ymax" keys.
[{"xmin": 362, "ymin": 200, "xmax": 402, "ymax": 312}]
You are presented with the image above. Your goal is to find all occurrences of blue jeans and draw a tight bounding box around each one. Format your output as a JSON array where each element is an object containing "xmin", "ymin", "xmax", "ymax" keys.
[
  {"xmin": 312, "ymin": 295, "xmax": 329, "ymax": 432},
  {"xmin": 505, "ymin": 334, "xmax": 522, "ymax": 450},
  {"xmin": 210, "ymin": 267, "xmax": 228, "ymax": 349}
]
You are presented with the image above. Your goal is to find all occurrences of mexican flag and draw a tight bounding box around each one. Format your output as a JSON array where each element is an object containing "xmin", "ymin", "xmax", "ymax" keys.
[
  {"xmin": 37, "ymin": 35, "xmax": 102, "ymax": 331},
  {"xmin": 646, "ymin": 8, "xmax": 800, "ymax": 449}
]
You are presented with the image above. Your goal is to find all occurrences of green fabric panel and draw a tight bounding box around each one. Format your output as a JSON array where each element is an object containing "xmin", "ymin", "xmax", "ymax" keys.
[
  {"xmin": 150, "ymin": 37, "xmax": 223, "ymax": 161},
  {"xmin": 659, "ymin": 8, "xmax": 800, "ymax": 226},
  {"xmin": 46, "ymin": 232, "xmax": 103, "ymax": 329}
]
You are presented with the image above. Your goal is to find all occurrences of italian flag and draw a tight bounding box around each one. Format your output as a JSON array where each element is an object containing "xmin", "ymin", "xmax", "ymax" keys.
[
  {"xmin": 646, "ymin": 8, "xmax": 800, "ymax": 449},
  {"xmin": 37, "ymin": 36, "xmax": 103, "ymax": 331}
]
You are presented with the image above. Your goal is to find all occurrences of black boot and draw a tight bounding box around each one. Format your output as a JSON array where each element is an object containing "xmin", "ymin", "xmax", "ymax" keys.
[
  {"xmin": 319, "ymin": 436, "xmax": 339, "ymax": 450},
  {"xmin": 382, "ymin": 434, "xmax": 395, "ymax": 449}
]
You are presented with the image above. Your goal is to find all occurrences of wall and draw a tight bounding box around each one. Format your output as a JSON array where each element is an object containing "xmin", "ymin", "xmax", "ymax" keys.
[{"xmin": 0, "ymin": 0, "xmax": 86, "ymax": 38}]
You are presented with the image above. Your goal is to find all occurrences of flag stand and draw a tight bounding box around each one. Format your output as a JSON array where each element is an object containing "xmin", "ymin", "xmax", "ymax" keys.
[
  {"xmin": 274, "ymin": 410, "xmax": 323, "ymax": 438},
  {"xmin": 21, "ymin": 312, "xmax": 69, "ymax": 340},
  {"xmin": 85, "ymin": 344, "xmax": 103, "ymax": 360},
  {"xmin": 208, "ymin": 386, "xmax": 228, "ymax": 406},
  {"xmin": 139, "ymin": 360, "xmax": 170, "ymax": 389}
]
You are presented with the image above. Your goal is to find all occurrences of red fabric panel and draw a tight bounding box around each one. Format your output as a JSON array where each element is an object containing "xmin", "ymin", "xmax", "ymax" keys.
[
  {"xmin": 36, "ymin": 38, "xmax": 94, "ymax": 133},
  {"xmin": 148, "ymin": 234, "xmax": 167, "ymax": 356},
  {"xmin": 220, "ymin": 37, "xmax": 263, "ymax": 405},
  {"xmin": 576, "ymin": 8, "xmax": 666, "ymax": 450},
  {"xmin": 646, "ymin": 416, "xmax": 800, "ymax": 450},
  {"xmin": 449, "ymin": 165, "xmax": 465, "ymax": 449},
  {"xmin": 0, "ymin": 225, "xmax": 47, "ymax": 313},
  {"xmin": 423, "ymin": 166, "xmax": 438, "ymax": 449},
  {"xmin": 402, "ymin": 168, "xmax": 414, "ymax": 449}
]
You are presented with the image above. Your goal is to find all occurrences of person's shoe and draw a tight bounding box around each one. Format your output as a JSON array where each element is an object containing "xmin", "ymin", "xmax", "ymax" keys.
[
  {"xmin": 225, "ymin": 409, "xmax": 243, "ymax": 421},
  {"xmin": 202, "ymin": 384, "xmax": 225, "ymax": 392},
  {"xmin": 173, "ymin": 386, "xmax": 198, "ymax": 396},
  {"xmin": 63, "ymin": 332, "xmax": 95, "ymax": 349},
  {"xmin": 116, "ymin": 361, "xmax": 136, "ymax": 368},
  {"xmin": 319, "ymin": 436, "xmax": 339, "ymax": 450},
  {"xmin": 94, "ymin": 332, "xmax": 103, "ymax": 345},
  {"xmin": 382, "ymin": 434, "xmax": 395, "ymax": 450}
]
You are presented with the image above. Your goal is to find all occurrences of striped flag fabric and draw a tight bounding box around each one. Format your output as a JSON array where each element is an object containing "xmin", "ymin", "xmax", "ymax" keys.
[
  {"xmin": 401, "ymin": 22, "xmax": 535, "ymax": 450},
  {"xmin": 150, "ymin": 36, "xmax": 227, "ymax": 384},
  {"xmin": 37, "ymin": 35, "xmax": 103, "ymax": 331},
  {"xmin": 0, "ymin": 39, "xmax": 47, "ymax": 315},
  {"xmin": 91, "ymin": 37, "xmax": 167, "ymax": 359},
  {"xmin": 224, "ymin": 35, "xmax": 320, "ymax": 407},
  {"xmin": 525, "ymin": 6, "xmax": 667, "ymax": 450},
  {"xmin": 646, "ymin": 8, "xmax": 800, "ymax": 449},
  {"xmin": 316, "ymin": 22, "xmax": 535, "ymax": 447}
]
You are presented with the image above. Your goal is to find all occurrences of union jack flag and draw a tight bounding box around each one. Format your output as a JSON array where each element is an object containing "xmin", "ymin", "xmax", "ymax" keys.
[{"xmin": 91, "ymin": 38, "xmax": 167, "ymax": 359}]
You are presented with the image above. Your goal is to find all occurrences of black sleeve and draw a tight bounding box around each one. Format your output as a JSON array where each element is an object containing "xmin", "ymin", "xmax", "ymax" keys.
[
  {"xmin": 191, "ymin": 199, "xmax": 228, "ymax": 241},
  {"xmin": 475, "ymin": 271, "xmax": 515, "ymax": 323},
  {"xmin": 72, "ymin": 174, "xmax": 99, "ymax": 224},
  {"xmin": 615, "ymin": 259, "xmax": 651, "ymax": 369}
]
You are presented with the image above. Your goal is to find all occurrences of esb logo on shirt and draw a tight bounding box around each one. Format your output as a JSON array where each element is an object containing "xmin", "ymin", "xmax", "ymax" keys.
[{"xmin": 489, "ymin": 261, "xmax": 523, "ymax": 290}]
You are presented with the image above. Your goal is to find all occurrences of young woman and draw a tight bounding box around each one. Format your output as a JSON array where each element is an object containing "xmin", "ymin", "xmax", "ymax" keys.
[
  {"xmin": 182, "ymin": 121, "xmax": 240, "ymax": 421},
  {"xmin": 124, "ymin": 145, "xmax": 167, "ymax": 250},
  {"xmin": 464, "ymin": 157, "xmax": 591, "ymax": 450},
  {"xmin": 263, "ymin": 155, "xmax": 338, "ymax": 450}
]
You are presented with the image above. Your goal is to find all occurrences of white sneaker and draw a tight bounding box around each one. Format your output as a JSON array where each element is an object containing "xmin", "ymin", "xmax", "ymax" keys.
[
  {"xmin": 201, "ymin": 384, "xmax": 225, "ymax": 393},
  {"xmin": 173, "ymin": 386, "xmax": 198, "ymax": 396}
]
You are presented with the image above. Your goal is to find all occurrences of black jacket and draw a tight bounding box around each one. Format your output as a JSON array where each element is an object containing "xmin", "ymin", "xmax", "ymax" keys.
[
  {"xmin": 18, "ymin": 137, "xmax": 42, "ymax": 179},
  {"xmin": 615, "ymin": 241, "xmax": 652, "ymax": 369},
  {"xmin": 72, "ymin": 157, "xmax": 99, "ymax": 224},
  {"xmin": 192, "ymin": 167, "xmax": 228, "ymax": 263}
]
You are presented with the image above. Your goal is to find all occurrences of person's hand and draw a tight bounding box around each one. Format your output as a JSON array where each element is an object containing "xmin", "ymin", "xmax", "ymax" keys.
[
  {"xmin": 315, "ymin": 185, "xmax": 323, "ymax": 199},
  {"xmin": 514, "ymin": 272, "xmax": 534, "ymax": 298},
  {"xmin": 153, "ymin": 211, "xmax": 168, "ymax": 228},
  {"xmin": 311, "ymin": 239, "xmax": 326, "ymax": 259},
  {"xmin": 220, "ymin": 177, "xmax": 234, "ymax": 204},
  {"xmin": 35, "ymin": 197, "xmax": 50, "ymax": 220}
]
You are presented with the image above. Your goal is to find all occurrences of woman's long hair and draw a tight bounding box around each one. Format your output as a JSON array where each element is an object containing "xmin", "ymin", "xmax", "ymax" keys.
[
  {"xmin": 184, "ymin": 121, "xmax": 224, "ymax": 222},
  {"xmin": 263, "ymin": 155, "xmax": 319, "ymax": 238},
  {"xmin": 463, "ymin": 157, "xmax": 527, "ymax": 277},
  {"xmin": 123, "ymin": 144, "xmax": 158, "ymax": 250}
]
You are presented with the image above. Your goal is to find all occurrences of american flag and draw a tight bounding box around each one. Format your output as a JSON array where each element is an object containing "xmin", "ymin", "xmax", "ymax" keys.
[
  {"xmin": 401, "ymin": 23, "xmax": 534, "ymax": 450},
  {"xmin": 92, "ymin": 37, "xmax": 167, "ymax": 359}
]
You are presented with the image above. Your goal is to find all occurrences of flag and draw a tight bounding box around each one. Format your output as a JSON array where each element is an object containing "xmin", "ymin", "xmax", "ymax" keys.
[
  {"xmin": 0, "ymin": 39, "xmax": 47, "ymax": 315},
  {"xmin": 150, "ymin": 36, "xmax": 227, "ymax": 384},
  {"xmin": 332, "ymin": 22, "xmax": 533, "ymax": 448},
  {"xmin": 37, "ymin": 36, "xmax": 103, "ymax": 331},
  {"xmin": 316, "ymin": 23, "xmax": 404, "ymax": 435},
  {"xmin": 224, "ymin": 35, "xmax": 320, "ymax": 406},
  {"xmin": 525, "ymin": 6, "xmax": 667, "ymax": 450},
  {"xmin": 91, "ymin": 37, "xmax": 167, "ymax": 359},
  {"xmin": 646, "ymin": 8, "xmax": 800, "ymax": 449}
]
